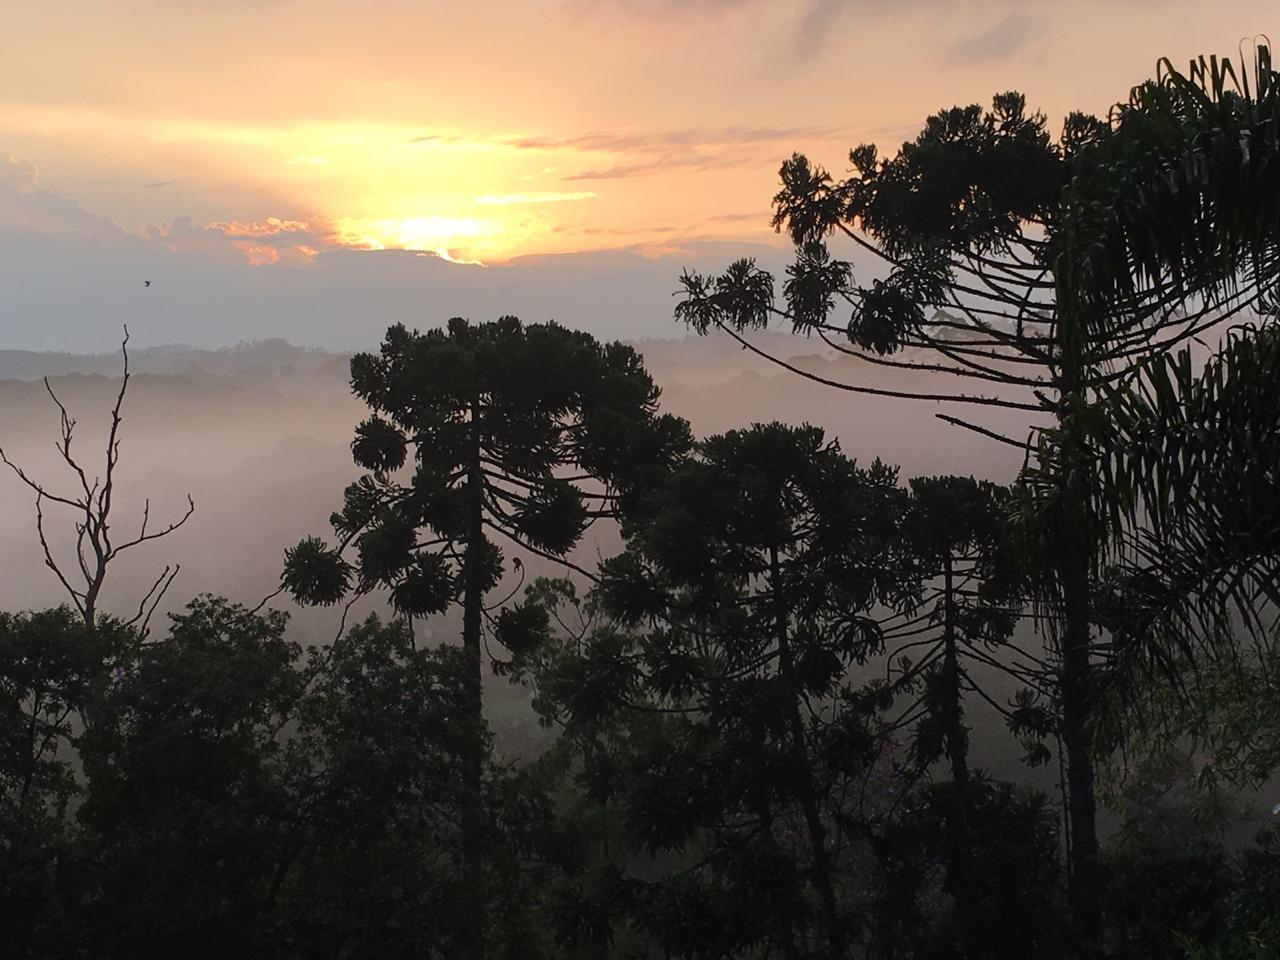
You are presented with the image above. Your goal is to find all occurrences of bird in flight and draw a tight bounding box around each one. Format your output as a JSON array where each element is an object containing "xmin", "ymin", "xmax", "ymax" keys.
[{"xmin": 144, "ymin": 280, "xmax": 151, "ymax": 287}]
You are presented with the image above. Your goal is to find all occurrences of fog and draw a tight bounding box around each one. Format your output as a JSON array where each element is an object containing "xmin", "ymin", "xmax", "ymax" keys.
[
  {"xmin": 0, "ymin": 331, "xmax": 1036, "ymax": 600},
  {"xmin": 0, "ymin": 329, "xmax": 1049, "ymax": 770}
]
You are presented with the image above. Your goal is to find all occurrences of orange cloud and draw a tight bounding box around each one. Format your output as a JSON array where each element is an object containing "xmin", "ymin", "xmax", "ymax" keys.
[
  {"xmin": 236, "ymin": 242, "xmax": 280, "ymax": 266},
  {"xmin": 475, "ymin": 191, "xmax": 596, "ymax": 205},
  {"xmin": 146, "ymin": 215, "xmax": 346, "ymax": 266},
  {"xmin": 203, "ymin": 216, "xmax": 318, "ymax": 238}
]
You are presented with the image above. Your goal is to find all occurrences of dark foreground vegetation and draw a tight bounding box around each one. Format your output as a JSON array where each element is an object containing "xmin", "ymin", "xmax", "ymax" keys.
[{"xmin": 5, "ymin": 44, "xmax": 1280, "ymax": 960}]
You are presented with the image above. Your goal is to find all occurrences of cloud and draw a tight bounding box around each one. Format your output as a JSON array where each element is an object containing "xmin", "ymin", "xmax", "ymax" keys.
[
  {"xmin": 0, "ymin": 152, "xmax": 129, "ymax": 242},
  {"xmin": 508, "ymin": 125, "xmax": 834, "ymax": 153},
  {"xmin": 706, "ymin": 211, "xmax": 770, "ymax": 224},
  {"xmin": 792, "ymin": 1, "xmax": 1052, "ymax": 64},
  {"xmin": 575, "ymin": 0, "xmax": 973, "ymax": 61},
  {"xmin": 794, "ymin": 0, "xmax": 846, "ymax": 59},
  {"xmin": 148, "ymin": 215, "xmax": 345, "ymax": 266},
  {"xmin": 572, "ymin": 0, "xmax": 755, "ymax": 19},
  {"xmin": 203, "ymin": 217, "xmax": 328, "ymax": 239},
  {"xmin": 0, "ymin": 152, "xmax": 802, "ymax": 353},
  {"xmin": 501, "ymin": 125, "xmax": 841, "ymax": 182},
  {"xmin": 474, "ymin": 191, "xmax": 596, "ymax": 205},
  {"xmin": 0, "ymin": 154, "xmax": 39, "ymax": 192},
  {"xmin": 944, "ymin": 12, "xmax": 1036, "ymax": 66},
  {"xmin": 565, "ymin": 152, "xmax": 770, "ymax": 180},
  {"xmin": 408, "ymin": 133, "xmax": 473, "ymax": 145}
]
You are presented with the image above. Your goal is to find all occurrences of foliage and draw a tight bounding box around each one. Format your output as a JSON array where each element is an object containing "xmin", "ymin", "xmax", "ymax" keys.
[
  {"xmin": 283, "ymin": 316, "xmax": 689, "ymax": 619},
  {"xmin": 274, "ymin": 615, "xmax": 477, "ymax": 958},
  {"xmin": 1098, "ymin": 767, "xmax": 1280, "ymax": 960},
  {"xmin": 280, "ymin": 316, "xmax": 690, "ymax": 960},
  {"xmin": 1096, "ymin": 635, "xmax": 1280, "ymax": 802},
  {"xmin": 867, "ymin": 777, "xmax": 1064, "ymax": 959},
  {"xmin": 1057, "ymin": 46, "xmax": 1280, "ymax": 319},
  {"xmin": 0, "ymin": 598, "xmax": 577, "ymax": 959},
  {"xmin": 671, "ymin": 47, "xmax": 1280, "ymax": 944},
  {"xmin": 536, "ymin": 424, "xmax": 923, "ymax": 957},
  {"xmin": 74, "ymin": 597, "xmax": 304, "ymax": 960},
  {"xmin": 1073, "ymin": 325, "xmax": 1279, "ymax": 671},
  {"xmin": 893, "ymin": 476, "xmax": 1029, "ymax": 770},
  {"xmin": 0, "ymin": 608, "xmax": 129, "ymax": 957}
]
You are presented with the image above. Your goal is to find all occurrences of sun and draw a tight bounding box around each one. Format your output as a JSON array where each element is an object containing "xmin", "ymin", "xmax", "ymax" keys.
[{"xmin": 335, "ymin": 215, "xmax": 501, "ymax": 261}]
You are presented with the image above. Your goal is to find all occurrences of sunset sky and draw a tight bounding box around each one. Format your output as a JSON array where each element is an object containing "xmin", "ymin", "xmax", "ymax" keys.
[{"xmin": 0, "ymin": 1, "xmax": 1270, "ymax": 349}]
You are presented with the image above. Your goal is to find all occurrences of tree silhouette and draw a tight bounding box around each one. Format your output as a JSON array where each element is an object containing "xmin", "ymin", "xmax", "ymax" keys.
[
  {"xmin": 277, "ymin": 614, "xmax": 478, "ymax": 959},
  {"xmin": 76, "ymin": 598, "xmax": 303, "ymax": 960},
  {"xmin": 1026, "ymin": 42, "xmax": 1280, "ymax": 687},
  {"xmin": 897, "ymin": 478, "xmax": 1014, "ymax": 784},
  {"xmin": 891, "ymin": 475, "xmax": 1041, "ymax": 956},
  {"xmin": 0, "ymin": 608, "xmax": 133, "ymax": 954},
  {"xmin": 0, "ymin": 328, "xmax": 194, "ymax": 633},
  {"xmin": 282, "ymin": 316, "xmax": 688, "ymax": 960},
  {"xmin": 570, "ymin": 423, "xmax": 915, "ymax": 959},
  {"xmin": 1044, "ymin": 322, "xmax": 1280, "ymax": 793},
  {"xmin": 671, "ymin": 49, "xmax": 1280, "ymax": 932}
]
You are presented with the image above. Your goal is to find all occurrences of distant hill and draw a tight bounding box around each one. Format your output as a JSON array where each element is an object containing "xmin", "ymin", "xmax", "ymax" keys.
[
  {"xmin": 0, "ymin": 330, "xmax": 814, "ymax": 386},
  {"xmin": 0, "ymin": 338, "xmax": 346, "ymax": 381}
]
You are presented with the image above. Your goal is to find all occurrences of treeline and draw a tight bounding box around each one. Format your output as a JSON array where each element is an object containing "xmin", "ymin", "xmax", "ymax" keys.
[{"xmin": 6, "ymin": 43, "xmax": 1280, "ymax": 960}]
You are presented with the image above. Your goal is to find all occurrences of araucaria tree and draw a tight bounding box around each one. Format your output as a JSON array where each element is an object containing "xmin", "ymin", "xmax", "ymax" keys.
[
  {"xmin": 892, "ymin": 476, "xmax": 1035, "ymax": 954},
  {"xmin": 897, "ymin": 477, "xmax": 1021, "ymax": 793},
  {"xmin": 577, "ymin": 423, "xmax": 915, "ymax": 959},
  {"xmin": 282, "ymin": 316, "xmax": 688, "ymax": 960},
  {"xmin": 672, "ymin": 50, "xmax": 1280, "ymax": 935}
]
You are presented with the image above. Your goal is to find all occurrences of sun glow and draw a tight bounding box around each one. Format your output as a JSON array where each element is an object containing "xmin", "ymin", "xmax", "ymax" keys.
[
  {"xmin": 0, "ymin": 105, "xmax": 784, "ymax": 264},
  {"xmin": 334, "ymin": 215, "xmax": 510, "ymax": 261}
]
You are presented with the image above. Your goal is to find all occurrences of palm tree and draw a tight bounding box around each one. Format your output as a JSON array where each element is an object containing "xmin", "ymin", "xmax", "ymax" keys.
[
  {"xmin": 1031, "ymin": 323, "xmax": 1280, "ymax": 717},
  {"xmin": 1024, "ymin": 41, "xmax": 1280, "ymax": 711}
]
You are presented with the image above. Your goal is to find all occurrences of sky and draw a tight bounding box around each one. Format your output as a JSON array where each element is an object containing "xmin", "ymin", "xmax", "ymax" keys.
[{"xmin": 0, "ymin": 0, "xmax": 1270, "ymax": 351}]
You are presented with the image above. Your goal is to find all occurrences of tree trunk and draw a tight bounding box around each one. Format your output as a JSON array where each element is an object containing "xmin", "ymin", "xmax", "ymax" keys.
[
  {"xmin": 941, "ymin": 556, "xmax": 970, "ymax": 852},
  {"xmin": 18, "ymin": 693, "xmax": 41, "ymax": 818},
  {"xmin": 941, "ymin": 556, "xmax": 974, "ymax": 955},
  {"xmin": 1055, "ymin": 322, "xmax": 1101, "ymax": 942},
  {"xmin": 770, "ymin": 546, "xmax": 845, "ymax": 960},
  {"xmin": 1060, "ymin": 539, "xmax": 1099, "ymax": 942},
  {"xmin": 942, "ymin": 556, "xmax": 969, "ymax": 796},
  {"xmin": 762, "ymin": 804, "xmax": 802, "ymax": 960},
  {"xmin": 459, "ymin": 423, "xmax": 488, "ymax": 960}
]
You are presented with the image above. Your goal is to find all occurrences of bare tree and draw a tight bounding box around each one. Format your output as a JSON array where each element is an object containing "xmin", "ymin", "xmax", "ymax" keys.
[{"xmin": 0, "ymin": 327, "xmax": 194, "ymax": 635}]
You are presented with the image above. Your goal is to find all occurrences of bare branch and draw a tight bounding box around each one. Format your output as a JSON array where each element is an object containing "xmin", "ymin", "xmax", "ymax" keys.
[
  {"xmin": 249, "ymin": 586, "xmax": 286, "ymax": 616},
  {"xmin": 138, "ymin": 566, "xmax": 180, "ymax": 639},
  {"xmin": 716, "ymin": 322, "xmax": 1044, "ymax": 411},
  {"xmin": 0, "ymin": 326, "xmax": 193, "ymax": 627},
  {"xmin": 934, "ymin": 414, "xmax": 1035, "ymax": 451},
  {"xmin": 482, "ymin": 518, "xmax": 601, "ymax": 583},
  {"xmin": 34, "ymin": 495, "xmax": 86, "ymax": 618},
  {"xmin": 0, "ymin": 446, "xmax": 83, "ymax": 510},
  {"xmin": 112, "ymin": 495, "xmax": 196, "ymax": 555}
]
